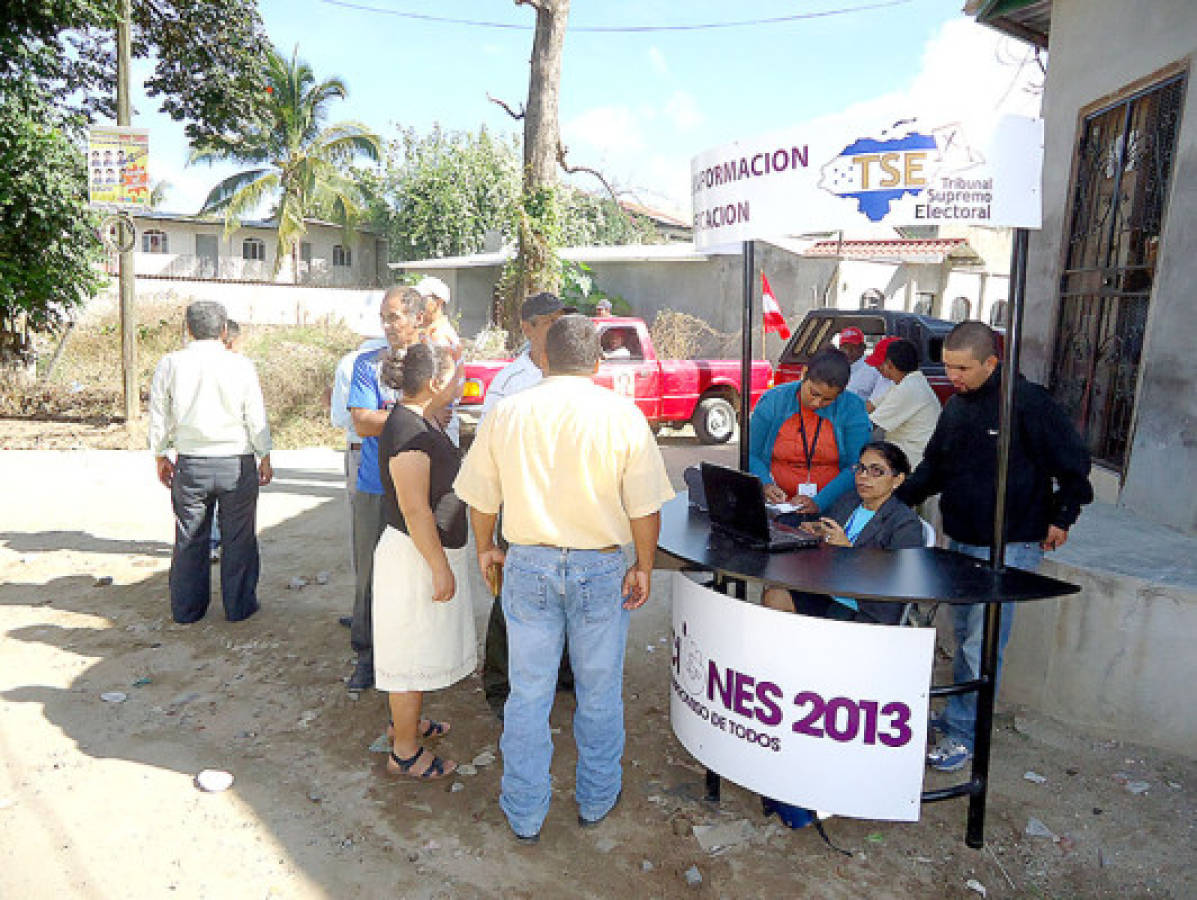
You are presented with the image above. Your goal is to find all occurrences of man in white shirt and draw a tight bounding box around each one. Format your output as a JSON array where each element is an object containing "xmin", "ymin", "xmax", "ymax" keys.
[
  {"xmin": 478, "ymin": 292, "xmax": 566, "ymax": 718},
  {"xmin": 480, "ymin": 292, "xmax": 564, "ymax": 421},
  {"xmin": 601, "ymin": 328, "xmax": 633, "ymax": 359},
  {"xmin": 149, "ymin": 300, "xmax": 272, "ymax": 624},
  {"xmin": 867, "ymin": 337, "xmax": 941, "ymax": 468},
  {"xmin": 840, "ymin": 326, "xmax": 880, "ymax": 400},
  {"xmin": 455, "ymin": 315, "xmax": 673, "ymax": 842}
]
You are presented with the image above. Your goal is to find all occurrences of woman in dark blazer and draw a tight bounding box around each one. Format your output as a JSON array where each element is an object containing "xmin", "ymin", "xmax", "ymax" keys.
[{"xmin": 763, "ymin": 441, "xmax": 925, "ymax": 625}]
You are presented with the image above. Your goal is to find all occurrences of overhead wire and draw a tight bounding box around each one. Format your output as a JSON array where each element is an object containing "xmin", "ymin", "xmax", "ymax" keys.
[{"xmin": 312, "ymin": 0, "xmax": 911, "ymax": 33}]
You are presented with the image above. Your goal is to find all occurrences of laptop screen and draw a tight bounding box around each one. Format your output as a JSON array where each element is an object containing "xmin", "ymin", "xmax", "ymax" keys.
[{"xmin": 700, "ymin": 463, "xmax": 770, "ymax": 541}]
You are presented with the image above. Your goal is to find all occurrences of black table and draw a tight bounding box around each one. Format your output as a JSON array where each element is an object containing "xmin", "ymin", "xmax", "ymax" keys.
[{"xmin": 655, "ymin": 495, "xmax": 1080, "ymax": 847}]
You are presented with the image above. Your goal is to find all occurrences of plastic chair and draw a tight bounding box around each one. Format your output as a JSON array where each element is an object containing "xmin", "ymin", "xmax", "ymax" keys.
[{"xmin": 900, "ymin": 517, "xmax": 940, "ymax": 627}]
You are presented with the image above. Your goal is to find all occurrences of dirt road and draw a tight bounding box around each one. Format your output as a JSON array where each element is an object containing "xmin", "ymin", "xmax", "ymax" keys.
[{"xmin": 1, "ymin": 444, "xmax": 1192, "ymax": 898}]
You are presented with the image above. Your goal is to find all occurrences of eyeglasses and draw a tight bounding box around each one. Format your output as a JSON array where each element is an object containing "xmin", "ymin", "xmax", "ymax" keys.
[{"xmin": 854, "ymin": 462, "xmax": 895, "ymax": 478}]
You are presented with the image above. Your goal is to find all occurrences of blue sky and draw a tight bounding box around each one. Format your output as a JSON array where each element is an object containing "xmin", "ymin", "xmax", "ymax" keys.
[{"xmin": 133, "ymin": 0, "xmax": 1042, "ymax": 217}]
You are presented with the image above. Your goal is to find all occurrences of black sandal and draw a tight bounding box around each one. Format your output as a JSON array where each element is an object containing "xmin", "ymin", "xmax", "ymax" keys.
[
  {"xmin": 420, "ymin": 718, "xmax": 450, "ymax": 739},
  {"xmin": 386, "ymin": 718, "xmax": 451, "ymax": 741},
  {"xmin": 388, "ymin": 747, "xmax": 456, "ymax": 781}
]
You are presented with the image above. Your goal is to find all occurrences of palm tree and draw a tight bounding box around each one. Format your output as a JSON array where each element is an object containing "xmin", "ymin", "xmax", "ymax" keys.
[{"xmin": 192, "ymin": 46, "xmax": 381, "ymax": 281}]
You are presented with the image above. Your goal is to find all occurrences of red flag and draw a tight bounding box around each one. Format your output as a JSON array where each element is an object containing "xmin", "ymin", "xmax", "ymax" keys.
[{"xmin": 760, "ymin": 272, "xmax": 791, "ymax": 340}]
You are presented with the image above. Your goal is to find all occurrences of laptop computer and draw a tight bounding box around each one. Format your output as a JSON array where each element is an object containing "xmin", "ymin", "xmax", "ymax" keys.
[{"xmin": 699, "ymin": 463, "xmax": 819, "ymax": 552}]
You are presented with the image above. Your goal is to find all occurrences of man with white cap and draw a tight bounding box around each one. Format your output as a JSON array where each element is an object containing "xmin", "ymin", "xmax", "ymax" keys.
[
  {"xmin": 594, "ymin": 298, "xmax": 613, "ymax": 317},
  {"xmin": 415, "ymin": 276, "xmax": 463, "ymax": 444},
  {"xmin": 415, "ymin": 276, "xmax": 460, "ymax": 350},
  {"xmin": 328, "ymin": 297, "xmax": 389, "ymax": 628}
]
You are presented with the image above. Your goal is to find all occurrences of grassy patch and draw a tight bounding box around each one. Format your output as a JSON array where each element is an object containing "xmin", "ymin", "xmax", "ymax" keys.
[{"xmin": 1, "ymin": 302, "xmax": 359, "ymax": 449}]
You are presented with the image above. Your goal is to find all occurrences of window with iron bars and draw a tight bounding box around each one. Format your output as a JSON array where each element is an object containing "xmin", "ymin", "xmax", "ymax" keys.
[{"xmin": 1050, "ymin": 73, "xmax": 1185, "ymax": 474}]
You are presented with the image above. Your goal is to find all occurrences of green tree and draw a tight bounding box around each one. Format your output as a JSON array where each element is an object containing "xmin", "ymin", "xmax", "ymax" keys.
[
  {"xmin": 365, "ymin": 125, "xmax": 659, "ymax": 263},
  {"xmin": 1, "ymin": 1, "xmax": 272, "ymax": 145},
  {"xmin": 0, "ymin": 0, "xmax": 273, "ymax": 353},
  {"xmin": 0, "ymin": 87, "xmax": 105, "ymax": 349},
  {"xmin": 193, "ymin": 46, "xmax": 382, "ymax": 279},
  {"xmin": 368, "ymin": 125, "xmax": 522, "ymax": 261},
  {"xmin": 559, "ymin": 189, "xmax": 660, "ymax": 247}
]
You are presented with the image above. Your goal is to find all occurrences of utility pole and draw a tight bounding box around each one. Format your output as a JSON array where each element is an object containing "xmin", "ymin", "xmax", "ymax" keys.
[{"xmin": 116, "ymin": 0, "xmax": 138, "ymax": 422}]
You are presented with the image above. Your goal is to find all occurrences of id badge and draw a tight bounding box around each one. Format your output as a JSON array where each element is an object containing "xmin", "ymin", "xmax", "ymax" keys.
[{"xmin": 796, "ymin": 482, "xmax": 817, "ymax": 499}]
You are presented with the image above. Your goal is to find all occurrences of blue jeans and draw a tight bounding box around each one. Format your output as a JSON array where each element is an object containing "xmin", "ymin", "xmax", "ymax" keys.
[
  {"xmin": 942, "ymin": 540, "xmax": 1043, "ymax": 751},
  {"xmin": 499, "ymin": 545, "xmax": 630, "ymax": 838}
]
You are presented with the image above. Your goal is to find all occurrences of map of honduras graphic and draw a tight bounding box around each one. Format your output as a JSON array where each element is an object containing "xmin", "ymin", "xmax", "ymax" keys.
[{"xmin": 818, "ymin": 121, "xmax": 985, "ymax": 222}]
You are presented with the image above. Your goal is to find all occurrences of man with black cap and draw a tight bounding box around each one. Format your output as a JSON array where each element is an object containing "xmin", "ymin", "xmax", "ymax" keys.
[
  {"xmin": 478, "ymin": 292, "xmax": 569, "ymax": 717},
  {"xmin": 480, "ymin": 292, "xmax": 564, "ymax": 420}
]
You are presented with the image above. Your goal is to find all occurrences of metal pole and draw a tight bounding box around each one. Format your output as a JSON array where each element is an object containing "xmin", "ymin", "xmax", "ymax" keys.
[
  {"xmin": 990, "ymin": 228, "xmax": 1028, "ymax": 571},
  {"xmin": 116, "ymin": 0, "xmax": 138, "ymax": 422},
  {"xmin": 965, "ymin": 226, "xmax": 1029, "ymax": 848},
  {"xmin": 738, "ymin": 240, "xmax": 754, "ymax": 471}
]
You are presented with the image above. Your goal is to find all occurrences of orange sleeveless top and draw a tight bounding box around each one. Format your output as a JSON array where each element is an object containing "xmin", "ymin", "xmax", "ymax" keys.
[{"xmin": 770, "ymin": 405, "xmax": 840, "ymax": 498}]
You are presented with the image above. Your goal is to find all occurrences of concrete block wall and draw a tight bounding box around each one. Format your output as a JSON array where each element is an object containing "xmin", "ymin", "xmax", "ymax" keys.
[{"xmin": 1001, "ymin": 560, "xmax": 1197, "ymax": 758}]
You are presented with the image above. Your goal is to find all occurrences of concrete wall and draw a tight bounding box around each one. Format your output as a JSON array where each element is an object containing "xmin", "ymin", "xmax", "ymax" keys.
[
  {"xmin": 1002, "ymin": 559, "xmax": 1197, "ymax": 758},
  {"xmin": 85, "ymin": 279, "xmax": 383, "ymax": 330},
  {"xmin": 1024, "ymin": 0, "xmax": 1197, "ymax": 532},
  {"xmin": 402, "ymin": 249, "xmax": 838, "ymax": 356},
  {"xmin": 403, "ymin": 240, "xmax": 1004, "ymax": 357}
]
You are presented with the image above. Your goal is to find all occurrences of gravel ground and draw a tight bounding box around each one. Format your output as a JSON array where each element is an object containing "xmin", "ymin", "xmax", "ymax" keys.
[{"xmin": 0, "ymin": 438, "xmax": 1193, "ymax": 898}]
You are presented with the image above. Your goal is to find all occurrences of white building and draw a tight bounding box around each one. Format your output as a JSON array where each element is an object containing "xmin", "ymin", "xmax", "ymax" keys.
[{"xmin": 113, "ymin": 211, "xmax": 388, "ymax": 288}]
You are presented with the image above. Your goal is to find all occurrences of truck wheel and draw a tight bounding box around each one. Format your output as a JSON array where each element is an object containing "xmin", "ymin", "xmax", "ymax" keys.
[{"xmin": 692, "ymin": 397, "xmax": 735, "ymax": 444}]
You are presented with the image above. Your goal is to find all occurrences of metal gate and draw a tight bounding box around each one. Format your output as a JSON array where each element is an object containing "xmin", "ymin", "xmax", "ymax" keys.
[{"xmin": 1049, "ymin": 73, "xmax": 1186, "ymax": 473}]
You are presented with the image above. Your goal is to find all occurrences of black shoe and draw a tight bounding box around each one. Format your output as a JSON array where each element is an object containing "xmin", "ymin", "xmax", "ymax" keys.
[
  {"xmin": 511, "ymin": 827, "xmax": 540, "ymax": 845},
  {"xmin": 579, "ymin": 791, "xmax": 621, "ymax": 828},
  {"xmin": 485, "ymin": 692, "xmax": 508, "ymax": 722},
  {"xmin": 346, "ymin": 660, "xmax": 374, "ymax": 691},
  {"xmin": 338, "ymin": 616, "xmax": 352, "ymax": 628}
]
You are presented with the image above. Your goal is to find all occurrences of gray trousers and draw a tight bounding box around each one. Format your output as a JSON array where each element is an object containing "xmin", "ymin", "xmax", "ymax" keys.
[
  {"xmin": 170, "ymin": 454, "xmax": 260, "ymax": 623},
  {"xmin": 350, "ymin": 489, "xmax": 386, "ymax": 665},
  {"xmin": 343, "ymin": 445, "xmax": 361, "ymax": 577}
]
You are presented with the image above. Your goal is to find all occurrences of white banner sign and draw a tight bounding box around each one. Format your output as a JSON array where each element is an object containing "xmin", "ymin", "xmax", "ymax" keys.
[
  {"xmin": 670, "ymin": 572, "xmax": 934, "ymax": 821},
  {"xmin": 690, "ymin": 114, "xmax": 1043, "ymax": 249}
]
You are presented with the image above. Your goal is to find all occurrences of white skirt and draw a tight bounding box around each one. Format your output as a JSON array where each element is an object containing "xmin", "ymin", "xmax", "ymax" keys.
[{"xmin": 372, "ymin": 526, "xmax": 477, "ymax": 692}]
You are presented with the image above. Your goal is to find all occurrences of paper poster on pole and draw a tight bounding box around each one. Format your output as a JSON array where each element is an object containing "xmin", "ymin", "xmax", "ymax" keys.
[
  {"xmin": 88, "ymin": 127, "xmax": 150, "ymax": 209},
  {"xmin": 691, "ymin": 114, "xmax": 1043, "ymax": 250},
  {"xmin": 670, "ymin": 572, "xmax": 934, "ymax": 821}
]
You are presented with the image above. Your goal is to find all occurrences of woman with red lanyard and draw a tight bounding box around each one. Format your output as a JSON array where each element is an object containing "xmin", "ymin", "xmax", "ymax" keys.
[{"xmin": 748, "ymin": 347, "xmax": 872, "ymax": 515}]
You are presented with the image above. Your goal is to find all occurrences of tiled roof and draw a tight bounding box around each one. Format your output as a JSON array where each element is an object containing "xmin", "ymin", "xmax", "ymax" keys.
[
  {"xmin": 618, "ymin": 200, "xmax": 690, "ymax": 228},
  {"xmin": 130, "ymin": 210, "xmax": 381, "ymax": 234},
  {"xmin": 804, "ymin": 238, "xmax": 977, "ymax": 263}
]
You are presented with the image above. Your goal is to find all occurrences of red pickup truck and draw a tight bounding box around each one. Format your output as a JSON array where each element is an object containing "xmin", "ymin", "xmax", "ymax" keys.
[{"xmin": 458, "ymin": 316, "xmax": 774, "ymax": 444}]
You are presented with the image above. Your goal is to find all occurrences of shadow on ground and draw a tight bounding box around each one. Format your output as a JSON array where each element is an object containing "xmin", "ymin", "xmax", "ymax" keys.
[{"xmin": 2, "ymin": 455, "xmax": 1194, "ymax": 898}]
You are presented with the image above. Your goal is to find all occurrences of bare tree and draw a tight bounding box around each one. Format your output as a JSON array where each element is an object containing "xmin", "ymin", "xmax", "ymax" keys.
[
  {"xmin": 488, "ymin": 0, "xmax": 571, "ymax": 330},
  {"xmin": 491, "ymin": 0, "xmax": 641, "ymax": 335}
]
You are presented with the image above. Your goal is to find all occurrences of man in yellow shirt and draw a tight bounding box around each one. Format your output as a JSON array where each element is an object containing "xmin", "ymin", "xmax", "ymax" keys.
[{"xmin": 455, "ymin": 315, "xmax": 674, "ymax": 843}]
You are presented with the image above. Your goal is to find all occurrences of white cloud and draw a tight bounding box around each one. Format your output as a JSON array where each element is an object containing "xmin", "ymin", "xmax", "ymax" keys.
[
  {"xmin": 648, "ymin": 46, "xmax": 669, "ymax": 77},
  {"xmin": 664, "ymin": 90, "xmax": 704, "ymax": 132},
  {"xmin": 579, "ymin": 19, "xmax": 1045, "ymax": 216},
  {"xmin": 814, "ymin": 19, "xmax": 1043, "ymax": 147},
  {"xmin": 562, "ymin": 105, "xmax": 646, "ymax": 156}
]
